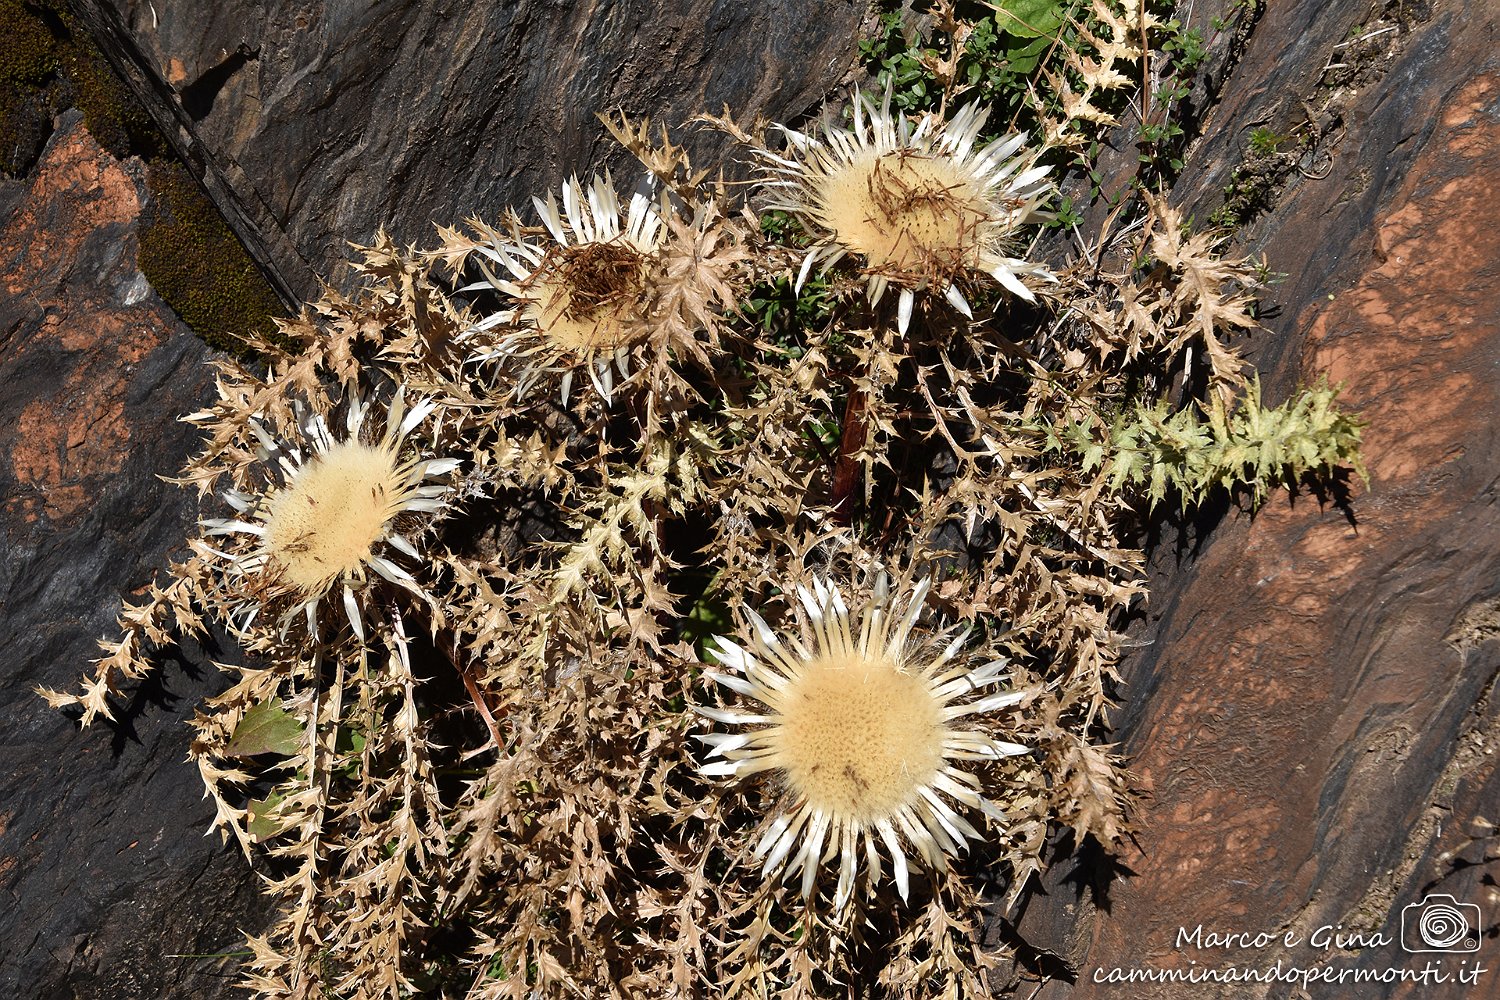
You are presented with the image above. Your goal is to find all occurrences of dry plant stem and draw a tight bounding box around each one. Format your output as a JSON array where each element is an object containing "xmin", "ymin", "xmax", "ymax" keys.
[
  {"xmin": 451, "ymin": 634, "xmax": 502, "ymax": 751},
  {"xmin": 1138, "ymin": 0, "xmax": 1151, "ymax": 128},
  {"xmin": 829, "ymin": 380, "xmax": 869, "ymax": 526}
]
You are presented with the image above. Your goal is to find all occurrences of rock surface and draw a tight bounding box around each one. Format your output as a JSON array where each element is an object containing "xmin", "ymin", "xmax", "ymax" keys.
[
  {"xmin": 82, "ymin": 0, "xmax": 865, "ymax": 301},
  {"xmin": 0, "ymin": 112, "xmax": 269, "ymax": 998},
  {"xmin": 1003, "ymin": 1, "xmax": 1500, "ymax": 996}
]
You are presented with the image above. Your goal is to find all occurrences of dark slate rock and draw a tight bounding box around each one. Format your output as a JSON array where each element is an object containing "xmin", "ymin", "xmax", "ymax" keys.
[
  {"xmin": 0, "ymin": 113, "xmax": 270, "ymax": 999},
  {"xmin": 84, "ymin": 0, "xmax": 865, "ymax": 300}
]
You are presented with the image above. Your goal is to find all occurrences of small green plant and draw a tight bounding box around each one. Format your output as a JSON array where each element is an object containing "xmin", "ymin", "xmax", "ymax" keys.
[
  {"xmin": 756, "ymin": 207, "xmax": 806, "ymax": 246},
  {"xmin": 858, "ymin": 0, "xmax": 1080, "ymax": 138},
  {"xmin": 1047, "ymin": 376, "xmax": 1366, "ymax": 506},
  {"xmin": 742, "ymin": 272, "xmax": 835, "ymax": 335},
  {"xmin": 858, "ymin": 8, "xmax": 939, "ymax": 115},
  {"xmin": 1045, "ymin": 193, "xmax": 1084, "ymax": 229},
  {"xmin": 1159, "ymin": 16, "xmax": 1207, "ymax": 73},
  {"xmin": 1138, "ymin": 118, "xmax": 1186, "ymax": 172},
  {"xmin": 1248, "ymin": 125, "xmax": 1286, "ymax": 155},
  {"xmin": 1208, "ymin": 123, "xmax": 1297, "ymax": 229},
  {"xmin": 1135, "ymin": 17, "xmax": 1208, "ymax": 183}
]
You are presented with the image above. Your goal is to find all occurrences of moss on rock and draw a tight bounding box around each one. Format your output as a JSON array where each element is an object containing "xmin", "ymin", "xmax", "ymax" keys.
[
  {"xmin": 0, "ymin": 0, "xmax": 62, "ymax": 176},
  {"xmin": 1, "ymin": 0, "xmax": 165, "ymax": 171},
  {"xmin": 139, "ymin": 161, "xmax": 286, "ymax": 356},
  {"xmin": 0, "ymin": 0, "xmax": 57, "ymax": 85},
  {"xmin": 0, "ymin": 0, "xmax": 286, "ymax": 357},
  {"xmin": 61, "ymin": 37, "xmax": 163, "ymax": 160}
]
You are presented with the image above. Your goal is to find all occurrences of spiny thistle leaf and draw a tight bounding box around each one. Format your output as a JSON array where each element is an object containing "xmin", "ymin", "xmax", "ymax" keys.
[
  {"xmin": 1049, "ymin": 377, "xmax": 1367, "ymax": 508},
  {"xmin": 1041, "ymin": 0, "xmax": 1156, "ymax": 149},
  {"xmin": 246, "ymin": 789, "xmax": 292, "ymax": 843}
]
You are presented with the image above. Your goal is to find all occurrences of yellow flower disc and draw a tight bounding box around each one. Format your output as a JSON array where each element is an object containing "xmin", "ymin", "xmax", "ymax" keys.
[
  {"xmin": 264, "ymin": 442, "xmax": 403, "ymax": 593},
  {"xmin": 815, "ymin": 150, "xmax": 990, "ymax": 277},
  {"xmin": 779, "ymin": 650, "xmax": 946, "ymax": 823}
]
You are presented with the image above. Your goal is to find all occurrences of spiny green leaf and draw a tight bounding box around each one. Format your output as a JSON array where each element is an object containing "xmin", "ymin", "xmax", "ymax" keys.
[
  {"xmin": 246, "ymin": 790, "xmax": 290, "ymax": 842},
  {"xmin": 1046, "ymin": 377, "xmax": 1366, "ymax": 508}
]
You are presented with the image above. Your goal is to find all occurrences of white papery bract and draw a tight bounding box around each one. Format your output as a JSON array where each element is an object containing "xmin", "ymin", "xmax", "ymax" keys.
[
  {"xmin": 696, "ymin": 573, "xmax": 1030, "ymax": 913},
  {"xmin": 756, "ymin": 89, "xmax": 1056, "ymax": 334}
]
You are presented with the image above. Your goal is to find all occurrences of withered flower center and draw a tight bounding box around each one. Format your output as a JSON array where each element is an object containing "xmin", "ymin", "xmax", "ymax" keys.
[
  {"xmin": 525, "ymin": 240, "xmax": 650, "ymax": 352},
  {"xmin": 556, "ymin": 241, "xmax": 648, "ymax": 320}
]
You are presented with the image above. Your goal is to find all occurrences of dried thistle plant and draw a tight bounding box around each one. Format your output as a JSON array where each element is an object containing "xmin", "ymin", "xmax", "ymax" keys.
[
  {"xmin": 1039, "ymin": 0, "xmax": 1158, "ymax": 150},
  {"xmin": 438, "ymin": 170, "xmax": 747, "ymax": 434},
  {"xmin": 44, "ymin": 15, "xmax": 1366, "ymax": 1000}
]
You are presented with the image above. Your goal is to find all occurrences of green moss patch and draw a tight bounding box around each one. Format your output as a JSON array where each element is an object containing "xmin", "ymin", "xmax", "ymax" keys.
[
  {"xmin": 0, "ymin": 0, "xmax": 57, "ymax": 84},
  {"xmin": 0, "ymin": 0, "xmax": 63, "ymax": 175},
  {"xmin": 61, "ymin": 36, "xmax": 163, "ymax": 161},
  {"xmin": 139, "ymin": 161, "xmax": 286, "ymax": 355}
]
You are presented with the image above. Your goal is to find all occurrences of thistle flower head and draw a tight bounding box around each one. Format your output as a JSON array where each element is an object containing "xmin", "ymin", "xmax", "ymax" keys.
[
  {"xmin": 201, "ymin": 388, "xmax": 460, "ymax": 641},
  {"xmin": 697, "ymin": 573, "xmax": 1029, "ymax": 913},
  {"xmin": 757, "ymin": 90, "xmax": 1056, "ymax": 334},
  {"xmin": 458, "ymin": 172, "xmax": 666, "ymax": 404}
]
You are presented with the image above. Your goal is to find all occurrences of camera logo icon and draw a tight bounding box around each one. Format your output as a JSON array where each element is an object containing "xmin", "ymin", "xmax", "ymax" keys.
[{"xmin": 1401, "ymin": 894, "xmax": 1481, "ymax": 953}]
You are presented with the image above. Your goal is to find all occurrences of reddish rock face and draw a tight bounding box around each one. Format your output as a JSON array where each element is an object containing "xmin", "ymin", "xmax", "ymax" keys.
[
  {"xmin": 4, "ymin": 121, "xmax": 158, "ymax": 526},
  {"xmin": 0, "ymin": 115, "xmax": 269, "ymax": 998},
  {"xmin": 1005, "ymin": 2, "xmax": 1500, "ymax": 997}
]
